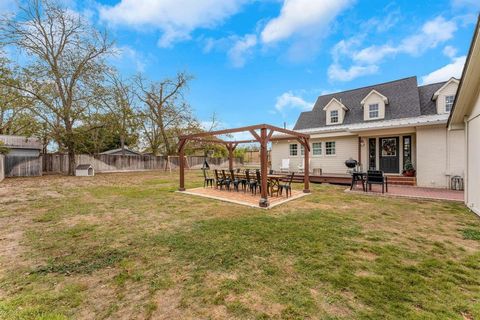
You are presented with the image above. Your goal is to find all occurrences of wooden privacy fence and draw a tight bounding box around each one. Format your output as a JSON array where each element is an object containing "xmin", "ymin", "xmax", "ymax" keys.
[
  {"xmin": 0, "ymin": 155, "xmax": 4, "ymax": 181},
  {"xmin": 5, "ymin": 155, "xmax": 43, "ymax": 177},
  {"xmin": 42, "ymin": 154, "xmax": 243, "ymax": 174}
]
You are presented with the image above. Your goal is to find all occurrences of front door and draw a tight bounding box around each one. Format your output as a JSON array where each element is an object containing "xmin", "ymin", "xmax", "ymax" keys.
[{"xmin": 379, "ymin": 137, "xmax": 399, "ymax": 173}]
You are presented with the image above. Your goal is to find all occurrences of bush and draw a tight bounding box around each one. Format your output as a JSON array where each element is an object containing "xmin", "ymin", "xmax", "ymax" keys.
[{"xmin": 0, "ymin": 141, "xmax": 10, "ymax": 155}]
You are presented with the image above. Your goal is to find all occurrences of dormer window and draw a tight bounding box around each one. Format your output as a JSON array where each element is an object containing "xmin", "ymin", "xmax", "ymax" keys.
[
  {"xmin": 330, "ymin": 110, "xmax": 339, "ymax": 123},
  {"xmin": 361, "ymin": 89, "xmax": 388, "ymax": 121},
  {"xmin": 369, "ymin": 104, "xmax": 379, "ymax": 118},
  {"xmin": 323, "ymin": 98, "xmax": 348, "ymax": 125},
  {"xmin": 432, "ymin": 78, "xmax": 459, "ymax": 114},
  {"xmin": 445, "ymin": 95, "xmax": 455, "ymax": 113}
]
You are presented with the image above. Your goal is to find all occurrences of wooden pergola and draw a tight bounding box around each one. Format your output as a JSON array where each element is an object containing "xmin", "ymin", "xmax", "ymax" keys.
[{"xmin": 178, "ymin": 124, "xmax": 311, "ymax": 208}]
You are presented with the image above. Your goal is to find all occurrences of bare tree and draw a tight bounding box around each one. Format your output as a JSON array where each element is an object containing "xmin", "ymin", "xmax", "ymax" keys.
[
  {"xmin": 0, "ymin": 0, "xmax": 113, "ymax": 174},
  {"xmin": 136, "ymin": 72, "xmax": 198, "ymax": 155},
  {"xmin": 100, "ymin": 70, "xmax": 140, "ymax": 155}
]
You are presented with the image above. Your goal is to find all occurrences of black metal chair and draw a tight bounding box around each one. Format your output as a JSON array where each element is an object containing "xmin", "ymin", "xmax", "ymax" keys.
[
  {"xmin": 221, "ymin": 170, "xmax": 232, "ymax": 191},
  {"xmin": 202, "ymin": 169, "xmax": 214, "ymax": 188},
  {"xmin": 366, "ymin": 170, "xmax": 388, "ymax": 194},
  {"xmin": 279, "ymin": 172, "xmax": 295, "ymax": 198},
  {"xmin": 229, "ymin": 169, "xmax": 242, "ymax": 192},
  {"xmin": 245, "ymin": 169, "xmax": 257, "ymax": 194},
  {"xmin": 350, "ymin": 172, "xmax": 366, "ymax": 191},
  {"xmin": 214, "ymin": 169, "xmax": 225, "ymax": 189},
  {"xmin": 255, "ymin": 170, "xmax": 271, "ymax": 195}
]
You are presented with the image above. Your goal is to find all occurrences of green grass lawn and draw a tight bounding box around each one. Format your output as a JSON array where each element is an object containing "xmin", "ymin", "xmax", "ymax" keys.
[{"xmin": 0, "ymin": 171, "xmax": 479, "ymax": 319}]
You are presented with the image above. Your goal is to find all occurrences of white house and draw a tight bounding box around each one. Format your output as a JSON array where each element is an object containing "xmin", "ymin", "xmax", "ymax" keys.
[
  {"xmin": 271, "ymin": 76, "xmax": 464, "ymax": 189},
  {"xmin": 448, "ymin": 16, "xmax": 480, "ymax": 215}
]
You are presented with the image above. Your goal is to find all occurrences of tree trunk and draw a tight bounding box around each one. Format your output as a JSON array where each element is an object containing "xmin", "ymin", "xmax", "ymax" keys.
[
  {"xmin": 120, "ymin": 134, "xmax": 125, "ymax": 156},
  {"xmin": 68, "ymin": 148, "xmax": 76, "ymax": 176}
]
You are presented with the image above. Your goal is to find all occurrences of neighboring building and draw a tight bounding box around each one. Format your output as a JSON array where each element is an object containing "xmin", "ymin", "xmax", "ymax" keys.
[
  {"xmin": 100, "ymin": 147, "xmax": 142, "ymax": 156},
  {"xmin": 0, "ymin": 135, "xmax": 43, "ymax": 177},
  {"xmin": 271, "ymin": 76, "xmax": 463, "ymax": 188},
  {"xmin": 448, "ymin": 16, "xmax": 480, "ymax": 215}
]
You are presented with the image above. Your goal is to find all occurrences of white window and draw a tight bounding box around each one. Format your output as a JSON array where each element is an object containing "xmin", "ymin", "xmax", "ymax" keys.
[
  {"xmin": 289, "ymin": 144, "xmax": 298, "ymax": 156},
  {"xmin": 330, "ymin": 110, "xmax": 339, "ymax": 123},
  {"xmin": 445, "ymin": 95, "xmax": 455, "ymax": 112},
  {"xmin": 369, "ymin": 104, "xmax": 379, "ymax": 118},
  {"xmin": 312, "ymin": 142, "xmax": 322, "ymax": 156},
  {"xmin": 326, "ymin": 141, "xmax": 336, "ymax": 155},
  {"xmin": 300, "ymin": 145, "xmax": 305, "ymax": 156}
]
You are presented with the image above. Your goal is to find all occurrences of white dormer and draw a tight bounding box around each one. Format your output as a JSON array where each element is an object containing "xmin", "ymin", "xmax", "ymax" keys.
[
  {"xmin": 361, "ymin": 89, "xmax": 388, "ymax": 121},
  {"xmin": 432, "ymin": 77, "xmax": 459, "ymax": 114},
  {"xmin": 323, "ymin": 98, "xmax": 348, "ymax": 125}
]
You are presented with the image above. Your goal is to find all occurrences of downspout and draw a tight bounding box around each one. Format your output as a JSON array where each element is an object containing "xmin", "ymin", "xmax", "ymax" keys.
[{"xmin": 464, "ymin": 116, "xmax": 469, "ymax": 206}]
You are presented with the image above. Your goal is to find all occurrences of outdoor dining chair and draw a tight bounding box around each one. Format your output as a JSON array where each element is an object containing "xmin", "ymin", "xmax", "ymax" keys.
[
  {"xmin": 214, "ymin": 169, "xmax": 225, "ymax": 189},
  {"xmin": 245, "ymin": 169, "xmax": 258, "ymax": 194},
  {"xmin": 221, "ymin": 170, "xmax": 232, "ymax": 191},
  {"xmin": 229, "ymin": 169, "xmax": 242, "ymax": 192},
  {"xmin": 279, "ymin": 172, "xmax": 295, "ymax": 198},
  {"xmin": 202, "ymin": 169, "xmax": 214, "ymax": 188}
]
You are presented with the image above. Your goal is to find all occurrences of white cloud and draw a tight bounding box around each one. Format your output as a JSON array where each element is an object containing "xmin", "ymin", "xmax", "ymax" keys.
[
  {"xmin": 443, "ymin": 45, "xmax": 458, "ymax": 58},
  {"xmin": 328, "ymin": 64, "xmax": 378, "ymax": 82},
  {"xmin": 421, "ymin": 56, "xmax": 466, "ymax": 84},
  {"xmin": 227, "ymin": 34, "xmax": 257, "ymax": 68},
  {"xmin": 111, "ymin": 45, "xmax": 147, "ymax": 73},
  {"xmin": 329, "ymin": 16, "xmax": 458, "ymax": 82},
  {"xmin": 261, "ymin": 0, "xmax": 353, "ymax": 44},
  {"xmin": 275, "ymin": 92, "xmax": 314, "ymax": 115},
  {"xmin": 99, "ymin": 0, "xmax": 249, "ymax": 47}
]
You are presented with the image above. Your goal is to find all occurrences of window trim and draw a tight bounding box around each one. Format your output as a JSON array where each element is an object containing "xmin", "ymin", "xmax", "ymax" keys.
[
  {"xmin": 325, "ymin": 141, "xmax": 336, "ymax": 156},
  {"xmin": 312, "ymin": 142, "xmax": 322, "ymax": 156},
  {"xmin": 330, "ymin": 110, "xmax": 339, "ymax": 124},
  {"xmin": 289, "ymin": 143, "xmax": 298, "ymax": 157},
  {"xmin": 368, "ymin": 103, "xmax": 380, "ymax": 119},
  {"xmin": 445, "ymin": 95, "xmax": 455, "ymax": 113}
]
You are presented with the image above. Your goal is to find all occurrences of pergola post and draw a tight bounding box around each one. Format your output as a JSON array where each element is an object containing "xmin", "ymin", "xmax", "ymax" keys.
[
  {"xmin": 259, "ymin": 127, "xmax": 269, "ymax": 207},
  {"xmin": 178, "ymin": 138, "xmax": 186, "ymax": 191},
  {"xmin": 303, "ymin": 137, "xmax": 310, "ymax": 193}
]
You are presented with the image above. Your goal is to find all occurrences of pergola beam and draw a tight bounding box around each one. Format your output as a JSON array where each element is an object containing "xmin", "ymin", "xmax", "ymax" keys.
[{"xmin": 177, "ymin": 123, "xmax": 311, "ymax": 207}]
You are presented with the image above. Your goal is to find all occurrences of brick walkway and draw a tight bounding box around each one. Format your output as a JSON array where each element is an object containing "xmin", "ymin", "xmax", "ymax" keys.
[
  {"xmin": 347, "ymin": 184, "xmax": 464, "ymax": 202},
  {"xmin": 179, "ymin": 187, "xmax": 308, "ymax": 209}
]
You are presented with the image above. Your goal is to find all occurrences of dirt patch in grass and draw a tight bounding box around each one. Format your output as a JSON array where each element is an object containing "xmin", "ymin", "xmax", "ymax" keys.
[{"xmin": 0, "ymin": 171, "xmax": 479, "ymax": 319}]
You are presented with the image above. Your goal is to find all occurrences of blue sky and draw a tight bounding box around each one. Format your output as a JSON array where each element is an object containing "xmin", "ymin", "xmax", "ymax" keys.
[{"xmin": 2, "ymin": 0, "xmax": 479, "ymax": 130}]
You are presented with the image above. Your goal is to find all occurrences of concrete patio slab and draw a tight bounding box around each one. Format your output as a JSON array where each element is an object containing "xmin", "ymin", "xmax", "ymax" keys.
[{"xmin": 178, "ymin": 187, "xmax": 309, "ymax": 209}]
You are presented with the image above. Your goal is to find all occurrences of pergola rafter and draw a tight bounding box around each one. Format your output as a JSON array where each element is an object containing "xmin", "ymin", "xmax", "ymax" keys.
[{"xmin": 178, "ymin": 124, "xmax": 311, "ymax": 208}]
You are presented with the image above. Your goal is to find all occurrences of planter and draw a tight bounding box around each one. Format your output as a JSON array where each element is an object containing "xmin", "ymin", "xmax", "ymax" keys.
[{"xmin": 403, "ymin": 170, "xmax": 416, "ymax": 177}]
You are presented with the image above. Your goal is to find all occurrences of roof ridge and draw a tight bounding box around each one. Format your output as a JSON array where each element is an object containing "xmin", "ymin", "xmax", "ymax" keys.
[{"xmin": 320, "ymin": 76, "xmax": 417, "ymax": 97}]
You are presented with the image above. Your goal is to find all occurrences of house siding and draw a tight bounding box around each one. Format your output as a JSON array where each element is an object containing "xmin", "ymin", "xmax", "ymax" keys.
[
  {"xmin": 271, "ymin": 136, "xmax": 358, "ymax": 174},
  {"xmin": 416, "ymin": 126, "xmax": 465, "ymax": 188},
  {"xmin": 466, "ymin": 93, "xmax": 480, "ymax": 215}
]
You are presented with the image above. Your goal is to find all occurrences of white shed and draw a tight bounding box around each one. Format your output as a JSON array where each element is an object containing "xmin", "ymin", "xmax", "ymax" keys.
[{"xmin": 75, "ymin": 164, "xmax": 94, "ymax": 177}]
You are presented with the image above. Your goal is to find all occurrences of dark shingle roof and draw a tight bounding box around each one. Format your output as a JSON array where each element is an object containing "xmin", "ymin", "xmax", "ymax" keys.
[
  {"xmin": 418, "ymin": 82, "xmax": 445, "ymax": 115},
  {"xmin": 294, "ymin": 76, "xmax": 446, "ymax": 130}
]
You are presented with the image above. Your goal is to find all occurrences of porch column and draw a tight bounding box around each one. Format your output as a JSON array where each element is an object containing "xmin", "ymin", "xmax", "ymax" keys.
[
  {"xmin": 259, "ymin": 127, "xmax": 269, "ymax": 207},
  {"xmin": 178, "ymin": 139, "xmax": 186, "ymax": 191},
  {"xmin": 358, "ymin": 137, "xmax": 362, "ymax": 167},
  {"xmin": 303, "ymin": 138, "xmax": 310, "ymax": 193}
]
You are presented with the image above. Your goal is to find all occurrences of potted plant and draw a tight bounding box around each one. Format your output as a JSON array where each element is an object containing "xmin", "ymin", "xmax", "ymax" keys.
[{"xmin": 403, "ymin": 160, "xmax": 416, "ymax": 177}]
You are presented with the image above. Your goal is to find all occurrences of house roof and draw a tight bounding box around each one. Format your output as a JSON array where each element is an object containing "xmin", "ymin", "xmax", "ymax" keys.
[{"xmin": 294, "ymin": 76, "xmax": 448, "ymax": 131}]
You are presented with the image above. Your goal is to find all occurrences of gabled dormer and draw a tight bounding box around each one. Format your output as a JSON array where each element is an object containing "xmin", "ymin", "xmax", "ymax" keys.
[
  {"xmin": 323, "ymin": 98, "xmax": 348, "ymax": 125},
  {"xmin": 432, "ymin": 77, "xmax": 459, "ymax": 114},
  {"xmin": 361, "ymin": 89, "xmax": 388, "ymax": 121}
]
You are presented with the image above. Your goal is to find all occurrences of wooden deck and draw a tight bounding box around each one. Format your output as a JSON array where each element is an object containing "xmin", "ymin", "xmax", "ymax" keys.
[{"xmin": 290, "ymin": 173, "xmax": 416, "ymax": 186}]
